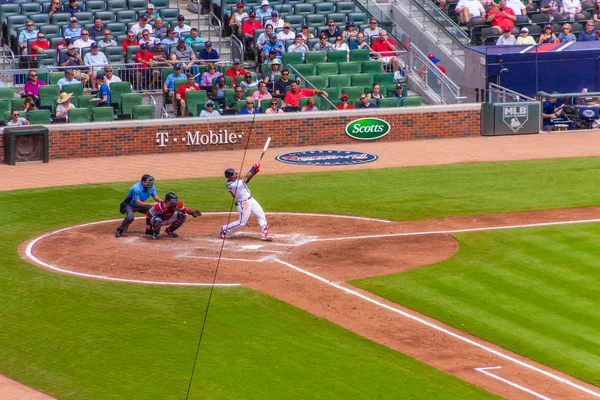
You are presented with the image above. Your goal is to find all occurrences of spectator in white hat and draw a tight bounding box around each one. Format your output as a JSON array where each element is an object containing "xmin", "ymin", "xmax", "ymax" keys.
[
  {"xmin": 516, "ymin": 27, "xmax": 536, "ymax": 44},
  {"xmin": 143, "ymin": 4, "xmax": 160, "ymax": 22},
  {"xmin": 256, "ymin": 0, "xmax": 272, "ymax": 21}
]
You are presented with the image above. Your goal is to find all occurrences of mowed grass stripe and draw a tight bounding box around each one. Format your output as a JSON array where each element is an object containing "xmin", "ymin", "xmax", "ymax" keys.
[{"xmin": 352, "ymin": 223, "xmax": 600, "ymax": 386}]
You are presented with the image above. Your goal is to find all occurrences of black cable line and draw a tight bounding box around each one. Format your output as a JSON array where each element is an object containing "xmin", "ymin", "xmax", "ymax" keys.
[{"xmin": 185, "ymin": 107, "xmax": 259, "ymax": 400}]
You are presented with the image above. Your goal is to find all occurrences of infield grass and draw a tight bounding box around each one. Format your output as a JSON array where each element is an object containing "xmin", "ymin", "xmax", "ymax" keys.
[{"xmin": 0, "ymin": 156, "xmax": 599, "ymax": 399}]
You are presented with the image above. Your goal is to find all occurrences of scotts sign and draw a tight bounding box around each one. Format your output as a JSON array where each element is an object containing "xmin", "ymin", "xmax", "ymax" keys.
[{"xmin": 345, "ymin": 118, "xmax": 391, "ymax": 140}]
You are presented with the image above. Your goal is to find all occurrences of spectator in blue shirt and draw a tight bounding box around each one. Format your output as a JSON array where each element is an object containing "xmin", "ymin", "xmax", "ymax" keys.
[
  {"xmin": 240, "ymin": 97, "xmax": 260, "ymax": 114},
  {"xmin": 96, "ymin": 72, "xmax": 111, "ymax": 106},
  {"xmin": 63, "ymin": 17, "xmax": 83, "ymax": 38},
  {"xmin": 262, "ymin": 33, "xmax": 284, "ymax": 60},
  {"xmin": 65, "ymin": 0, "xmax": 84, "ymax": 14},
  {"xmin": 115, "ymin": 174, "xmax": 163, "ymax": 238},
  {"xmin": 18, "ymin": 20, "xmax": 38, "ymax": 53},
  {"xmin": 163, "ymin": 63, "xmax": 187, "ymax": 105},
  {"xmin": 255, "ymin": 0, "xmax": 272, "ymax": 21},
  {"xmin": 161, "ymin": 29, "xmax": 179, "ymax": 46},
  {"xmin": 199, "ymin": 41, "xmax": 220, "ymax": 62},
  {"xmin": 578, "ymin": 20, "xmax": 598, "ymax": 41}
]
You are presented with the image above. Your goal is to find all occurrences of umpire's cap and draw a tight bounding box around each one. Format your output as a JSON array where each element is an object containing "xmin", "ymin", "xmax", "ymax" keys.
[{"xmin": 224, "ymin": 168, "xmax": 236, "ymax": 178}]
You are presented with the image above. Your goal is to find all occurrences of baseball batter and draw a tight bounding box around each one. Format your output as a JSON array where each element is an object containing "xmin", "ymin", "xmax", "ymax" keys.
[
  {"xmin": 147, "ymin": 192, "xmax": 201, "ymax": 239},
  {"xmin": 220, "ymin": 163, "xmax": 272, "ymax": 241}
]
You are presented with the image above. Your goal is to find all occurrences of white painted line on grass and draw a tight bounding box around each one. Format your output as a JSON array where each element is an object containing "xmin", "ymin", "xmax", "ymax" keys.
[
  {"xmin": 272, "ymin": 257, "xmax": 600, "ymax": 398},
  {"xmin": 318, "ymin": 218, "xmax": 600, "ymax": 242},
  {"xmin": 475, "ymin": 367, "xmax": 552, "ymax": 400},
  {"xmin": 24, "ymin": 219, "xmax": 240, "ymax": 287}
]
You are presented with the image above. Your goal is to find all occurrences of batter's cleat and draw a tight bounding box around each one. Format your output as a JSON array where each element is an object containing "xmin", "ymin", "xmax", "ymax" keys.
[
  {"xmin": 166, "ymin": 231, "xmax": 178, "ymax": 238},
  {"xmin": 219, "ymin": 228, "xmax": 226, "ymax": 239},
  {"xmin": 115, "ymin": 228, "xmax": 123, "ymax": 238},
  {"xmin": 152, "ymin": 231, "xmax": 160, "ymax": 240},
  {"xmin": 145, "ymin": 229, "xmax": 154, "ymax": 235},
  {"xmin": 261, "ymin": 235, "xmax": 273, "ymax": 242}
]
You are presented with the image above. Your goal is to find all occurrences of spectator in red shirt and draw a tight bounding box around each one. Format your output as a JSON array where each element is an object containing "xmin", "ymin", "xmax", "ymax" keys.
[
  {"xmin": 225, "ymin": 59, "xmax": 246, "ymax": 79},
  {"xmin": 242, "ymin": 12, "xmax": 263, "ymax": 51},
  {"xmin": 283, "ymin": 81, "xmax": 328, "ymax": 110},
  {"xmin": 371, "ymin": 30, "xmax": 399, "ymax": 72},
  {"xmin": 336, "ymin": 93, "xmax": 355, "ymax": 110},
  {"xmin": 487, "ymin": 0, "xmax": 517, "ymax": 33},
  {"xmin": 175, "ymin": 74, "xmax": 201, "ymax": 116},
  {"xmin": 122, "ymin": 31, "xmax": 139, "ymax": 56},
  {"xmin": 135, "ymin": 43, "xmax": 160, "ymax": 90},
  {"xmin": 30, "ymin": 32, "xmax": 50, "ymax": 66}
]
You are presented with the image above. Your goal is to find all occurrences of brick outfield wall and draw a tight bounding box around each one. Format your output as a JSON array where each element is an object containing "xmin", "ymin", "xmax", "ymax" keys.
[{"xmin": 0, "ymin": 105, "xmax": 481, "ymax": 162}]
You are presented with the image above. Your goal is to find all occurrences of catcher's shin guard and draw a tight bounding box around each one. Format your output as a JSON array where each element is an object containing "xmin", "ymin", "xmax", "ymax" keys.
[{"xmin": 166, "ymin": 213, "xmax": 186, "ymax": 236}]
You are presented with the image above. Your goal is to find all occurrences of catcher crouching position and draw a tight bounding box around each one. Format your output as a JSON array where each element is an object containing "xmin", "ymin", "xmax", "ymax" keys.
[{"xmin": 147, "ymin": 192, "xmax": 201, "ymax": 240}]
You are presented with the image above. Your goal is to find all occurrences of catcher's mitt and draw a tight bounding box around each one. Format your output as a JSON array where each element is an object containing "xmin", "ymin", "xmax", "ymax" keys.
[{"xmin": 191, "ymin": 210, "xmax": 201, "ymax": 218}]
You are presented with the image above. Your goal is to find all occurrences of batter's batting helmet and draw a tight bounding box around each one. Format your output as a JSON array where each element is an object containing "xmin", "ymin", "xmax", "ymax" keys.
[{"xmin": 224, "ymin": 168, "xmax": 236, "ymax": 178}]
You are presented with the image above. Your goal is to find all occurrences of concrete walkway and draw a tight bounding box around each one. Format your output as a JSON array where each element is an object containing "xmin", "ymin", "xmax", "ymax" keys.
[{"xmin": 1, "ymin": 131, "xmax": 599, "ymax": 192}]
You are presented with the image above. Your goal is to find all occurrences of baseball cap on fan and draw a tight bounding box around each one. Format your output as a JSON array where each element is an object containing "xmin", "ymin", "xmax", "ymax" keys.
[{"xmin": 261, "ymin": 0, "xmax": 269, "ymax": 5}]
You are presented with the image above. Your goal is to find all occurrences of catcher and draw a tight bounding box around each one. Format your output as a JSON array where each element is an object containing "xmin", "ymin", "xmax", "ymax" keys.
[
  {"xmin": 220, "ymin": 162, "xmax": 272, "ymax": 241},
  {"xmin": 147, "ymin": 192, "xmax": 201, "ymax": 239}
]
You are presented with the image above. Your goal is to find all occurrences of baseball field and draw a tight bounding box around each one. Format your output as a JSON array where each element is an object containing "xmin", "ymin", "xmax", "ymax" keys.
[{"xmin": 1, "ymin": 155, "xmax": 600, "ymax": 399}]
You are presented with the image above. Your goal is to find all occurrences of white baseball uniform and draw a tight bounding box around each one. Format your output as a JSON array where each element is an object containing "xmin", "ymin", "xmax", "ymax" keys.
[{"xmin": 221, "ymin": 178, "xmax": 270, "ymax": 239}]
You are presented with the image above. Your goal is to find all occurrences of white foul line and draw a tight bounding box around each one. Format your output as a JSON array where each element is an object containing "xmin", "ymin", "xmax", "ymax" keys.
[
  {"xmin": 271, "ymin": 257, "xmax": 600, "ymax": 398},
  {"xmin": 318, "ymin": 218, "xmax": 600, "ymax": 242},
  {"xmin": 475, "ymin": 367, "xmax": 552, "ymax": 400}
]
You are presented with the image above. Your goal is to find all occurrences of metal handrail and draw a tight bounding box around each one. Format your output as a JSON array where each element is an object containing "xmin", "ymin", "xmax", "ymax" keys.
[
  {"xmin": 410, "ymin": 44, "xmax": 463, "ymax": 103},
  {"xmin": 230, "ymin": 33, "xmax": 243, "ymax": 64},
  {"xmin": 286, "ymin": 63, "xmax": 336, "ymax": 109},
  {"xmin": 208, "ymin": 12, "xmax": 223, "ymax": 56},
  {"xmin": 410, "ymin": 0, "xmax": 470, "ymax": 47},
  {"xmin": 489, "ymin": 83, "xmax": 535, "ymax": 103}
]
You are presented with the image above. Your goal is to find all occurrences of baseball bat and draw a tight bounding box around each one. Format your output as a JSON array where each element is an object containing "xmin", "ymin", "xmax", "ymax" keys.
[{"xmin": 259, "ymin": 137, "xmax": 271, "ymax": 161}]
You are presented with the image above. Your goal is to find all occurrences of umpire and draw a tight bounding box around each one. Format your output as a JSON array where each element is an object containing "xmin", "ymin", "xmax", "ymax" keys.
[{"xmin": 115, "ymin": 174, "xmax": 163, "ymax": 238}]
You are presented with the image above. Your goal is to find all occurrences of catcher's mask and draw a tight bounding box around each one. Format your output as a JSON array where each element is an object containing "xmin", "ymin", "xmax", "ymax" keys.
[
  {"xmin": 165, "ymin": 192, "xmax": 178, "ymax": 207},
  {"xmin": 141, "ymin": 174, "xmax": 155, "ymax": 189},
  {"xmin": 224, "ymin": 168, "xmax": 236, "ymax": 178}
]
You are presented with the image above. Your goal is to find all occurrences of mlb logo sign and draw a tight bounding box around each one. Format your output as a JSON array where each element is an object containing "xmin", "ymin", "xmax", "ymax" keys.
[{"xmin": 503, "ymin": 106, "xmax": 528, "ymax": 133}]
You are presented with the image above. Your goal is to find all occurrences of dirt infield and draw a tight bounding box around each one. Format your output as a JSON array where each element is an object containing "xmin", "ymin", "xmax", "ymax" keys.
[{"xmin": 21, "ymin": 209, "xmax": 600, "ymax": 399}]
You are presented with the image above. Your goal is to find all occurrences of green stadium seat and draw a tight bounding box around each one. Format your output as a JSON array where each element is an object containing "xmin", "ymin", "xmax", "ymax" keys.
[
  {"xmin": 86, "ymin": 1, "xmax": 107, "ymax": 13},
  {"xmin": 282, "ymin": 52, "xmax": 304, "ymax": 67},
  {"xmin": 326, "ymin": 12, "xmax": 346, "ymax": 25},
  {"xmin": 351, "ymin": 73, "xmax": 373, "ymax": 87},
  {"xmin": 106, "ymin": 0, "xmax": 127, "ymax": 11},
  {"xmin": 116, "ymin": 10, "xmax": 137, "ymax": 23},
  {"xmin": 315, "ymin": 2, "xmax": 335, "ymax": 13},
  {"xmin": 126, "ymin": 45, "xmax": 141, "ymax": 63},
  {"xmin": 102, "ymin": 45, "xmax": 125, "ymax": 63},
  {"xmin": 294, "ymin": 3, "xmax": 314, "ymax": 15},
  {"xmin": 326, "ymin": 50, "xmax": 348, "ymax": 63},
  {"xmin": 350, "ymin": 49, "xmax": 370, "ymax": 62},
  {"xmin": 304, "ymin": 75, "xmax": 327, "ymax": 89},
  {"xmin": 378, "ymin": 97, "xmax": 401, "ymax": 108},
  {"xmin": 361, "ymin": 60, "xmax": 383, "ymax": 74},
  {"xmin": 39, "ymin": 85, "xmax": 60, "ymax": 112},
  {"xmin": 49, "ymin": 72, "xmax": 65, "ymax": 85},
  {"xmin": 325, "ymin": 87, "xmax": 341, "ymax": 101},
  {"xmin": 338, "ymin": 61, "xmax": 360, "ymax": 74},
  {"xmin": 51, "ymin": 13, "xmax": 72, "ymax": 26},
  {"xmin": 109, "ymin": 82, "xmax": 132, "ymax": 112},
  {"xmin": 132, "ymin": 104, "xmax": 156, "ymax": 119},
  {"xmin": 316, "ymin": 62, "xmax": 338, "ymax": 75},
  {"xmin": 347, "ymin": 12, "xmax": 368, "ymax": 25},
  {"xmin": 341, "ymin": 86, "xmax": 363, "ymax": 99},
  {"xmin": 0, "ymin": 4, "xmax": 20, "ymax": 22},
  {"xmin": 160, "ymin": 8, "xmax": 181, "ymax": 20},
  {"xmin": 336, "ymin": 1, "xmax": 356, "ymax": 13},
  {"xmin": 293, "ymin": 63, "xmax": 317, "ymax": 76},
  {"xmin": 0, "ymin": 87, "xmax": 16, "ymax": 101},
  {"xmin": 185, "ymin": 90, "xmax": 208, "ymax": 116},
  {"xmin": 7, "ymin": 15, "xmax": 27, "ymax": 39},
  {"xmin": 128, "ymin": 0, "xmax": 148, "ymax": 10},
  {"xmin": 305, "ymin": 51, "xmax": 326, "ymax": 64},
  {"xmin": 0, "ymin": 100, "xmax": 11, "ymax": 116},
  {"xmin": 94, "ymin": 10, "xmax": 117, "ymax": 22},
  {"xmin": 11, "ymin": 98, "xmax": 22, "ymax": 111},
  {"xmin": 373, "ymin": 72, "xmax": 395, "ymax": 87},
  {"xmin": 77, "ymin": 95, "xmax": 99, "ymax": 109},
  {"xmin": 305, "ymin": 13, "xmax": 326, "ymax": 27},
  {"xmin": 29, "ymin": 14, "xmax": 50, "ymax": 26},
  {"xmin": 401, "ymin": 96, "xmax": 423, "ymax": 106},
  {"xmin": 152, "ymin": 0, "xmax": 170, "ymax": 8},
  {"xmin": 27, "ymin": 109, "xmax": 52, "ymax": 124},
  {"xmin": 92, "ymin": 107, "xmax": 115, "ymax": 121},
  {"xmin": 106, "ymin": 22, "xmax": 128, "ymax": 37},
  {"xmin": 76, "ymin": 12, "xmax": 94, "ymax": 25},
  {"xmin": 286, "ymin": 15, "xmax": 305, "ymax": 26},
  {"xmin": 120, "ymin": 93, "xmax": 142, "ymax": 115},
  {"xmin": 328, "ymin": 74, "xmax": 350, "ymax": 88},
  {"xmin": 68, "ymin": 108, "xmax": 92, "ymax": 123},
  {"xmin": 20, "ymin": 3, "xmax": 41, "ymax": 16}
]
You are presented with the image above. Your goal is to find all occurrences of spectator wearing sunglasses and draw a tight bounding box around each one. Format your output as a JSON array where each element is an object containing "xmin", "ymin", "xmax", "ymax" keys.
[
  {"xmin": 356, "ymin": 94, "xmax": 377, "ymax": 109},
  {"xmin": 239, "ymin": 72, "xmax": 259, "ymax": 90},
  {"xmin": 336, "ymin": 93, "xmax": 355, "ymax": 110},
  {"xmin": 30, "ymin": 32, "xmax": 50, "ymax": 65},
  {"xmin": 312, "ymin": 34, "xmax": 334, "ymax": 52},
  {"xmin": 73, "ymin": 30, "xmax": 95, "ymax": 50},
  {"xmin": 63, "ymin": 17, "xmax": 82, "ymax": 39},
  {"xmin": 199, "ymin": 41, "xmax": 220, "ymax": 63},
  {"xmin": 65, "ymin": 0, "xmax": 83, "ymax": 14},
  {"xmin": 265, "ymin": 99, "xmax": 284, "ymax": 113},
  {"xmin": 322, "ymin": 20, "xmax": 340, "ymax": 38},
  {"xmin": 18, "ymin": 20, "xmax": 38, "ymax": 52},
  {"xmin": 274, "ymin": 69, "xmax": 292, "ymax": 95},
  {"xmin": 200, "ymin": 100, "xmax": 221, "ymax": 117},
  {"xmin": 7, "ymin": 110, "xmax": 30, "ymax": 126},
  {"xmin": 557, "ymin": 23, "xmax": 576, "ymax": 42},
  {"xmin": 97, "ymin": 29, "xmax": 117, "ymax": 48},
  {"xmin": 578, "ymin": 20, "xmax": 598, "ymax": 41},
  {"xmin": 122, "ymin": 31, "xmax": 139, "ymax": 55},
  {"xmin": 240, "ymin": 97, "xmax": 260, "ymax": 114},
  {"xmin": 277, "ymin": 23, "xmax": 295, "ymax": 41},
  {"xmin": 21, "ymin": 70, "xmax": 46, "ymax": 103},
  {"xmin": 363, "ymin": 18, "xmax": 381, "ymax": 39}
]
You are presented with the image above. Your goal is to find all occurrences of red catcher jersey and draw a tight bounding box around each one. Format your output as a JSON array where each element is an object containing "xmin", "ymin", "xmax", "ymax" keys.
[{"xmin": 147, "ymin": 201, "xmax": 192, "ymax": 220}]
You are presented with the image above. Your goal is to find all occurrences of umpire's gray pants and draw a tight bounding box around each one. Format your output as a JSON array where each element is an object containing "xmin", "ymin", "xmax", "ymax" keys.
[{"xmin": 118, "ymin": 204, "xmax": 152, "ymax": 233}]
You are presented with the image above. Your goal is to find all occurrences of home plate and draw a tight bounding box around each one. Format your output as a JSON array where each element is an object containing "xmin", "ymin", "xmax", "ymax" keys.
[{"xmin": 242, "ymin": 245, "xmax": 264, "ymax": 250}]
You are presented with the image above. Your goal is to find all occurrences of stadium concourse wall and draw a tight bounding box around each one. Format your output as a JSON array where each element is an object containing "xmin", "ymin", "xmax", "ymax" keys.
[{"xmin": 0, "ymin": 105, "xmax": 481, "ymax": 162}]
